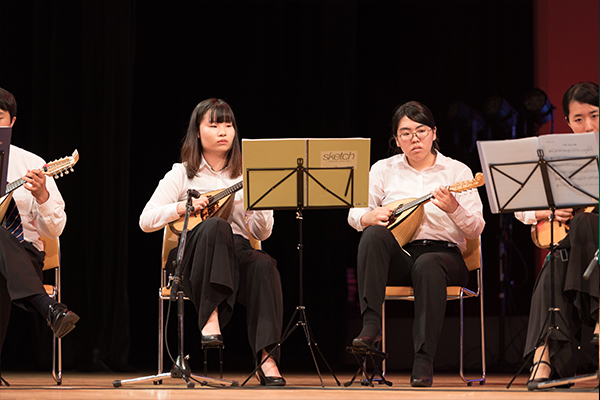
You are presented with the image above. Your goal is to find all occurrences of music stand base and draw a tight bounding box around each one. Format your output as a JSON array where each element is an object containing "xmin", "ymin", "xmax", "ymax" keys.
[
  {"xmin": 528, "ymin": 371, "xmax": 598, "ymax": 391},
  {"xmin": 112, "ymin": 370, "xmax": 238, "ymax": 388},
  {"xmin": 241, "ymin": 306, "xmax": 340, "ymax": 387},
  {"xmin": 282, "ymin": 306, "xmax": 340, "ymax": 387}
]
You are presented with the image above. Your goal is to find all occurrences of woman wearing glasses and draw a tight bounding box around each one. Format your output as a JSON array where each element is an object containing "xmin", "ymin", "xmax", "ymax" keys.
[{"xmin": 348, "ymin": 101, "xmax": 485, "ymax": 387}]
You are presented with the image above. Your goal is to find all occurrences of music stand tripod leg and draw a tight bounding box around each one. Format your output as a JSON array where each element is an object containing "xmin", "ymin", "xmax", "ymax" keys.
[{"xmin": 301, "ymin": 307, "xmax": 341, "ymax": 386}]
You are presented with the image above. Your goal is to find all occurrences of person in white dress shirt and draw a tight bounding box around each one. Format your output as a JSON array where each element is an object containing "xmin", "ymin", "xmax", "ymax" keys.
[
  {"xmin": 0, "ymin": 87, "xmax": 78, "ymax": 385},
  {"xmin": 139, "ymin": 98, "xmax": 285, "ymax": 386},
  {"xmin": 515, "ymin": 82, "xmax": 599, "ymax": 388},
  {"xmin": 348, "ymin": 100, "xmax": 485, "ymax": 387}
]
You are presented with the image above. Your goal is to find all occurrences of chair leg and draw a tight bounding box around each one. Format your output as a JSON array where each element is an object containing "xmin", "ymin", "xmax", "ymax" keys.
[
  {"xmin": 52, "ymin": 334, "xmax": 62, "ymax": 385},
  {"xmin": 459, "ymin": 290, "xmax": 486, "ymax": 385},
  {"xmin": 204, "ymin": 347, "xmax": 208, "ymax": 376},
  {"xmin": 381, "ymin": 300, "xmax": 386, "ymax": 376},
  {"xmin": 219, "ymin": 346, "xmax": 223, "ymax": 379},
  {"xmin": 478, "ymin": 278, "xmax": 487, "ymax": 383},
  {"xmin": 158, "ymin": 294, "xmax": 164, "ymax": 375},
  {"xmin": 202, "ymin": 344, "xmax": 225, "ymax": 378},
  {"xmin": 52, "ymin": 266, "xmax": 62, "ymax": 385}
]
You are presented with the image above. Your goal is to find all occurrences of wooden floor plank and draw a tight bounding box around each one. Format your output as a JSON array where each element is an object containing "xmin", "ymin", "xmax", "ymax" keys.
[{"xmin": 0, "ymin": 372, "xmax": 597, "ymax": 400}]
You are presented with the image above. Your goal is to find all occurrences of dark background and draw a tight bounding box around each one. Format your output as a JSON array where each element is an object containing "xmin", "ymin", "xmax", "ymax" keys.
[{"xmin": 0, "ymin": 0, "xmax": 571, "ymax": 375}]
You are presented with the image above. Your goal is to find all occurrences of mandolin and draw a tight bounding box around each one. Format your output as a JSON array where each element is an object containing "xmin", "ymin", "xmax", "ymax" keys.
[
  {"xmin": 530, "ymin": 206, "xmax": 596, "ymax": 249},
  {"xmin": 168, "ymin": 181, "xmax": 243, "ymax": 236},
  {"xmin": 385, "ymin": 172, "xmax": 485, "ymax": 247},
  {"xmin": 0, "ymin": 150, "xmax": 79, "ymax": 221}
]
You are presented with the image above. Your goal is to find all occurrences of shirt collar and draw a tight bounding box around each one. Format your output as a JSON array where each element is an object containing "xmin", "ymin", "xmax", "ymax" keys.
[
  {"xmin": 199, "ymin": 155, "xmax": 229, "ymax": 175},
  {"xmin": 399, "ymin": 151, "xmax": 446, "ymax": 172}
]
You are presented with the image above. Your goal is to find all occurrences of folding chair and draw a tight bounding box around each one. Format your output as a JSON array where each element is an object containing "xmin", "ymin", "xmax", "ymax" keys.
[
  {"xmin": 158, "ymin": 223, "xmax": 261, "ymax": 378},
  {"xmin": 40, "ymin": 236, "xmax": 62, "ymax": 386},
  {"xmin": 382, "ymin": 236, "xmax": 486, "ymax": 385}
]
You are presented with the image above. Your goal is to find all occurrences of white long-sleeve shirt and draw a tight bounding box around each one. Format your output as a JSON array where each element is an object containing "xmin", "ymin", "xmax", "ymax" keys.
[
  {"xmin": 514, "ymin": 210, "xmax": 538, "ymax": 225},
  {"xmin": 348, "ymin": 152, "xmax": 485, "ymax": 251},
  {"xmin": 139, "ymin": 159, "xmax": 273, "ymax": 241},
  {"xmin": 7, "ymin": 145, "xmax": 67, "ymax": 251}
]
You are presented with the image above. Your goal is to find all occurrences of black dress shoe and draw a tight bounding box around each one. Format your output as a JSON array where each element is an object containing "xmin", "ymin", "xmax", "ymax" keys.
[
  {"xmin": 410, "ymin": 350, "xmax": 433, "ymax": 387},
  {"xmin": 200, "ymin": 334, "xmax": 223, "ymax": 346},
  {"xmin": 410, "ymin": 375, "xmax": 432, "ymax": 387},
  {"xmin": 256, "ymin": 365, "xmax": 286, "ymax": 386},
  {"xmin": 352, "ymin": 330, "xmax": 382, "ymax": 349},
  {"xmin": 47, "ymin": 303, "xmax": 79, "ymax": 339}
]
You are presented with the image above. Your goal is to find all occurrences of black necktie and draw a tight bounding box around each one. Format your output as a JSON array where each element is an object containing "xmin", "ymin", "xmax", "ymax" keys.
[{"xmin": 5, "ymin": 197, "xmax": 24, "ymax": 243}]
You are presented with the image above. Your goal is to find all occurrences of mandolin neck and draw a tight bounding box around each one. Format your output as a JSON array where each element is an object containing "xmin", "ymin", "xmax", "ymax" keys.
[
  {"xmin": 208, "ymin": 181, "xmax": 243, "ymax": 206},
  {"xmin": 5, "ymin": 178, "xmax": 26, "ymax": 195},
  {"xmin": 392, "ymin": 193, "xmax": 433, "ymax": 217}
]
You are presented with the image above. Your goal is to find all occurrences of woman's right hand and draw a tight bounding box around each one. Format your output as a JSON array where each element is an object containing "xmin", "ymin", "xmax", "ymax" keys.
[
  {"xmin": 177, "ymin": 195, "xmax": 210, "ymax": 216},
  {"xmin": 360, "ymin": 207, "xmax": 392, "ymax": 227},
  {"xmin": 535, "ymin": 208, "xmax": 573, "ymax": 223}
]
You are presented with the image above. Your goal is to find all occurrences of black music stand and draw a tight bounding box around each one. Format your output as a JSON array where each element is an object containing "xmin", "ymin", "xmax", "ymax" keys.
[
  {"xmin": 113, "ymin": 191, "xmax": 238, "ymax": 388},
  {"xmin": 477, "ymin": 135, "xmax": 598, "ymax": 389},
  {"xmin": 240, "ymin": 157, "xmax": 359, "ymax": 387}
]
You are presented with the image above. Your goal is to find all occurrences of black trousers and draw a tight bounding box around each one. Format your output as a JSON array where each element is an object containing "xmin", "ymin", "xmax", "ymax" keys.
[
  {"xmin": 0, "ymin": 228, "xmax": 47, "ymax": 362},
  {"xmin": 523, "ymin": 212, "xmax": 599, "ymax": 378},
  {"xmin": 172, "ymin": 217, "xmax": 283, "ymax": 361},
  {"xmin": 357, "ymin": 225, "xmax": 469, "ymax": 358}
]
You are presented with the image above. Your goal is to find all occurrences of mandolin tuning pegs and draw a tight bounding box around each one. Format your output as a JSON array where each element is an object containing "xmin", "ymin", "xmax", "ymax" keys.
[{"xmin": 54, "ymin": 175, "xmax": 59, "ymax": 179}]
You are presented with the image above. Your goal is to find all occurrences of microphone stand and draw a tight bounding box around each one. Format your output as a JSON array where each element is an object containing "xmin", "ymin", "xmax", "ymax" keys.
[{"xmin": 113, "ymin": 191, "xmax": 238, "ymax": 388}]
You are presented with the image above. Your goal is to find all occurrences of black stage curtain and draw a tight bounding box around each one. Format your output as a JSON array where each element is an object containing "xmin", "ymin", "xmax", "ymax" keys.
[
  {"xmin": 0, "ymin": 0, "xmax": 136, "ymax": 372},
  {"xmin": 0, "ymin": 0, "xmax": 537, "ymax": 373}
]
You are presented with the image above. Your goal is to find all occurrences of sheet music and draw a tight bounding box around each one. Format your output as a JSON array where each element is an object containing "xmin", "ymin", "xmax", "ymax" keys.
[
  {"xmin": 242, "ymin": 138, "xmax": 370, "ymax": 210},
  {"xmin": 477, "ymin": 132, "xmax": 599, "ymax": 213},
  {"xmin": 539, "ymin": 133, "xmax": 599, "ymax": 206}
]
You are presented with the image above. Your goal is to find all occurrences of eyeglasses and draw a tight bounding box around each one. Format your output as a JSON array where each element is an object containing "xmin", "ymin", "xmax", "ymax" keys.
[{"xmin": 396, "ymin": 127, "xmax": 432, "ymax": 142}]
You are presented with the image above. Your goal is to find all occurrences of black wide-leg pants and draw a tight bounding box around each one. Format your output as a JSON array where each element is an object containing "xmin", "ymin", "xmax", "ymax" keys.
[
  {"xmin": 0, "ymin": 228, "xmax": 47, "ymax": 363},
  {"xmin": 523, "ymin": 212, "xmax": 599, "ymax": 378},
  {"xmin": 357, "ymin": 225, "xmax": 469, "ymax": 359},
  {"xmin": 174, "ymin": 217, "xmax": 283, "ymax": 360}
]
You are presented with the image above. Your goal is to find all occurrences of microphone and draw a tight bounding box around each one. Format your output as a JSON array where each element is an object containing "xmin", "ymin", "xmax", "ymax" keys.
[{"xmin": 188, "ymin": 189, "xmax": 201, "ymax": 198}]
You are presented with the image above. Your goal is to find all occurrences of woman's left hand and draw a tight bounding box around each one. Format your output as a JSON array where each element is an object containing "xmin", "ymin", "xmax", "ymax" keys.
[{"xmin": 430, "ymin": 185, "xmax": 458, "ymax": 214}]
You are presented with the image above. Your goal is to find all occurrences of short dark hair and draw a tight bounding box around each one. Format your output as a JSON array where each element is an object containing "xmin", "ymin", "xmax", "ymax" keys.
[
  {"xmin": 389, "ymin": 101, "xmax": 440, "ymax": 155},
  {"xmin": 562, "ymin": 82, "xmax": 599, "ymax": 122},
  {"xmin": 180, "ymin": 98, "xmax": 242, "ymax": 180},
  {"xmin": 0, "ymin": 87, "xmax": 17, "ymax": 120}
]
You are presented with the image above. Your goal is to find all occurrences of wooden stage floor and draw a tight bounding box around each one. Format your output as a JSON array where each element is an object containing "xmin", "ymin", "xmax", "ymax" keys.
[{"xmin": 0, "ymin": 371, "xmax": 597, "ymax": 400}]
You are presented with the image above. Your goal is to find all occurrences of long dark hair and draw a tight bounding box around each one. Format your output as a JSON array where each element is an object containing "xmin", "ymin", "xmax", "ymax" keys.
[
  {"xmin": 389, "ymin": 101, "xmax": 440, "ymax": 155},
  {"xmin": 180, "ymin": 98, "xmax": 242, "ymax": 179},
  {"xmin": 562, "ymin": 82, "xmax": 599, "ymax": 122}
]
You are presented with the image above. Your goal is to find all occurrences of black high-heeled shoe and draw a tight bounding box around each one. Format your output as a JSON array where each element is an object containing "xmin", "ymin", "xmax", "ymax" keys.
[
  {"xmin": 527, "ymin": 360, "xmax": 573, "ymax": 390},
  {"xmin": 255, "ymin": 363, "xmax": 286, "ymax": 386}
]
